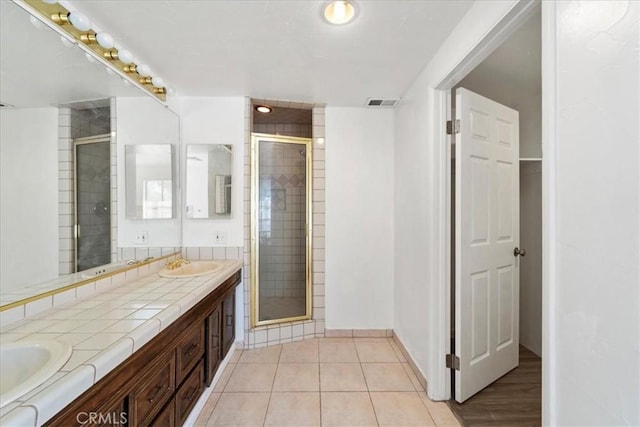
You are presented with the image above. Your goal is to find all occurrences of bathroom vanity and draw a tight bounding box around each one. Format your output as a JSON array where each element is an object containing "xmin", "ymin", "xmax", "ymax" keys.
[
  {"xmin": 44, "ymin": 270, "xmax": 239, "ymax": 427},
  {"xmin": 0, "ymin": 258, "xmax": 242, "ymax": 427}
]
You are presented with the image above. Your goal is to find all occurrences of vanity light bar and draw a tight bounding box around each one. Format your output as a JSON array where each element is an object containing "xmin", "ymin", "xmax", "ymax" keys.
[{"xmin": 20, "ymin": 0, "xmax": 168, "ymax": 102}]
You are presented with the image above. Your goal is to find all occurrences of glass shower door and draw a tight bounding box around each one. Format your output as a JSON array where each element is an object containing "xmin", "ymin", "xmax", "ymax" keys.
[
  {"xmin": 75, "ymin": 135, "xmax": 111, "ymax": 272},
  {"xmin": 251, "ymin": 134, "xmax": 312, "ymax": 326}
]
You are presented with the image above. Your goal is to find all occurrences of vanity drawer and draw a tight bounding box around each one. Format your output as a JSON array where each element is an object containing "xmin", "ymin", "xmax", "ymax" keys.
[
  {"xmin": 176, "ymin": 323, "xmax": 205, "ymax": 384},
  {"xmin": 149, "ymin": 398, "xmax": 175, "ymax": 427},
  {"xmin": 130, "ymin": 350, "xmax": 176, "ymax": 426},
  {"xmin": 175, "ymin": 360, "xmax": 204, "ymax": 426}
]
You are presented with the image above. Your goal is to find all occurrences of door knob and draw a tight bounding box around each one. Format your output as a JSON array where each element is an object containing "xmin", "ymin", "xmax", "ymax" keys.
[{"xmin": 514, "ymin": 247, "xmax": 526, "ymax": 257}]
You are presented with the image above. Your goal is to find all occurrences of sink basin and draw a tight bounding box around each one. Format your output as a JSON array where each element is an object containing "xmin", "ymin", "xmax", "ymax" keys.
[
  {"xmin": 0, "ymin": 340, "xmax": 72, "ymax": 408},
  {"xmin": 158, "ymin": 261, "xmax": 224, "ymax": 278}
]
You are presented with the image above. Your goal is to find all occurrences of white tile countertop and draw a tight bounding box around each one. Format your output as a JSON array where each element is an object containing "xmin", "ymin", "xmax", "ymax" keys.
[{"xmin": 0, "ymin": 258, "xmax": 243, "ymax": 426}]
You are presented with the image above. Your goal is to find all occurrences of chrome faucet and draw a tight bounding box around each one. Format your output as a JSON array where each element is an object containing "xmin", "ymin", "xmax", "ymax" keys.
[{"xmin": 166, "ymin": 257, "xmax": 190, "ymax": 270}]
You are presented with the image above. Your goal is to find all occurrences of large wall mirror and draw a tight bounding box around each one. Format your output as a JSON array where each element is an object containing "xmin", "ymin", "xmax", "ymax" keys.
[
  {"xmin": 0, "ymin": 1, "xmax": 180, "ymax": 308},
  {"xmin": 186, "ymin": 144, "xmax": 233, "ymax": 219}
]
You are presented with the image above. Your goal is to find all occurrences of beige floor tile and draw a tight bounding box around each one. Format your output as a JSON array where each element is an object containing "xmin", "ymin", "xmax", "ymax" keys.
[
  {"xmin": 320, "ymin": 363, "xmax": 368, "ymax": 391},
  {"xmin": 212, "ymin": 363, "xmax": 236, "ymax": 392},
  {"xmin": 238, "ymin": 344, "xmax": 282, "ymax": 363},
  {"xmin": 193, "ymin": 392, "xmax": 221, "ymax": 426},
  {"xmin": 388, "ymin": 339, "xmax": 408, "ymax": 362},
  {"xmin": 273, "ymin": 363, "xmax": 320, "ymax": 391},
  {"xmin": 361, "ymin": 363, "xmax": 415, "ymax": 391},
  {"xmin": 355, "ymin": 341, "xmax": 399, "ymax": 362},
  {"xmin": 418, "ymin": 393, "xmax": 462, "ymax": 427},
  {"xmin": 279, "ymin": 339, "xmax": 319, "ymax": 363},
  {"xmin": 319, "ymin": 340, "xmax": 359, "ymax": 363},
  {"xmin": 224, "ymin": 363, "xmax": 277, "ymax": 392},
  {"xmin": 264, "ymin": 392, "xmax": 321, "ymax": 426},
  {"xmin": 401, "ymin": 363, "xmax": 424, "ymax": 391},
  {"xmin": 321, "ymin": 392, "xmax": 378, "ymax": 426},
  {"xmin": 370, "ymin": 392, "xmax": 436, "ymax": 426},
  {"xmin": 228, "ymin": 348, "xmax": 243, "ymax": 363},
  {"xmin": 208, "ymin": 392, "xmax": 270, "ymax": 426}
]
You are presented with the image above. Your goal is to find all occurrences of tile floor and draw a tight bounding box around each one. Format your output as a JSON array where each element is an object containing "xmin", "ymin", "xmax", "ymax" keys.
[{"xmin": 194, "ymin": 337, "xmax": 461, "ymax": 426}]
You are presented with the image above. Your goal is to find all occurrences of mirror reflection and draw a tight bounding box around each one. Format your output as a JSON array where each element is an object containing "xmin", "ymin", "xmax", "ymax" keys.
[
  {"xmin": 125, "ymin": 145, "xmax": 176, "ymax": 220},
  {"xmin": 0, "ymin": 1, "xmax": 181, "ymax": 307},
  {"xmin": 186, "ymin": 145, "xmax": 233, "ymax": 219}
]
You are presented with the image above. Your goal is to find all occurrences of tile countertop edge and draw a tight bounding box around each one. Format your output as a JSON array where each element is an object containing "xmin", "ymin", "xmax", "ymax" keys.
[{"xmin": 0, "ymin": 259, "xmax": 243, "ymax": 427}]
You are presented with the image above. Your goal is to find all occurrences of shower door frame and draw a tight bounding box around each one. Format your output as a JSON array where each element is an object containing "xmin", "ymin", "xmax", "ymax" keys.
[
  {"xmin": 73, "ymin": 134, "xmax": 111, "ymax": 273},
  {"xmin": 250, "ymin": 133, "xmax": 313, "ymax": 327}
]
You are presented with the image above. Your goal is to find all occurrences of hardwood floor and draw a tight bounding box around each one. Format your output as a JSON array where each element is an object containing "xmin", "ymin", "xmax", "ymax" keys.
[{"xmin": 448, "ymin": 346, "xmax": 541, "ymax": 426}]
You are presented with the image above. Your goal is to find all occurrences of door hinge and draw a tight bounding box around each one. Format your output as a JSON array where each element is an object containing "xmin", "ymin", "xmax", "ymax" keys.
[
  {"xmin": 446, "ymin": 119, "xmax": 460, "ymax": 135},
  {"xmin": 446, "ymin": 354, "xmax": 460, "ymax": 370}
]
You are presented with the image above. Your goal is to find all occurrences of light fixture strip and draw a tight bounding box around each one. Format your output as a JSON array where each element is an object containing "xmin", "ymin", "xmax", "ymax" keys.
[{"xmin": 15, "ymin": 0, "xmax": 168, "ymax": 102}]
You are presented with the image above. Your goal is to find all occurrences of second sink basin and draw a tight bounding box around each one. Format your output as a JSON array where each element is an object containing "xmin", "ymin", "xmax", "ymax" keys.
[
  {"xmin": 159, "ymin": 261, "xmax": 224, "ymax": 278},
  {"xmin": 0, "ymin": 340, "xmax": 72, "ymax": 408}
]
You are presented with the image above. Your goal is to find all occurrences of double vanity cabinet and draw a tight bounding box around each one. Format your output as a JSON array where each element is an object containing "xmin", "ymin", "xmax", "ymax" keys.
[{"xmin": 45, "ymin": 270, "xmax": 240, "ymax": 427}]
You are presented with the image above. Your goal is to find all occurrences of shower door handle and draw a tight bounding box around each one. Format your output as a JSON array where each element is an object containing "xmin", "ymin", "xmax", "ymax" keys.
[{"xmin": 513, "ymin": 247, "xmax": 526, "ymax": 257}]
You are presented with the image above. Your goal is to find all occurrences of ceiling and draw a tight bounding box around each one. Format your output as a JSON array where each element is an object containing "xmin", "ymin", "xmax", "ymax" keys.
[{"xmin": 66, "ymin": 0, "xmax": 474, "ymax": 106}]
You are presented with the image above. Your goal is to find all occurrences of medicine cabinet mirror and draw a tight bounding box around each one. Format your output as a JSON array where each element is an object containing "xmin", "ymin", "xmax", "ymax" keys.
[
  {"xmin": 185, "ymin": 144, "xmax": 233, "ymax": 219},
  {"xmin": 125, "ymin": 145, "xmax": 176, "ymax": 219}
]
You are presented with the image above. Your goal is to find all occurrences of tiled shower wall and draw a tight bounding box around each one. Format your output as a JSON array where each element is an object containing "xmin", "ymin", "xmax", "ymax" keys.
[
  {"xmin": 243, "ymin": 98, "xmax": 326, "ymax": 348},
  {"xmin": 258, "ymin": 143, "xmax": 307, "ymax": 299},
  {"xmin": 58, "ymin": 105, "xmax": 112, "ymax": 275},
  {"xmin": 253, "ymin": 123, "xmax": 312, "ymax": 138}
]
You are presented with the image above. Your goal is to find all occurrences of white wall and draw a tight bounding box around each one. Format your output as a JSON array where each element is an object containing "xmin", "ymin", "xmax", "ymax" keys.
[
  {"xmin": 519, "ymin": 162, "xmax": 541, "ymax": 356},
  {"xmin": 325, "ymin": 107, "xmax": 394, "ymax": 330},
  {"xmin": 394, "ymin": 0, "xmax": 520, "ymax": 397},
  {"xmin": 547, "ymin": 1, "xmax": 639, "ymax": 424},
  {"xmin": 116, "ymin": 98, "xmax": 181, "ymax": 248},
  {"xmin": 180, "ymin": 97, "xmax": 245, "ymax": 247},
  {"xmin": 0, "ymin": 108, "xmax": 58, "ymax": 292}
]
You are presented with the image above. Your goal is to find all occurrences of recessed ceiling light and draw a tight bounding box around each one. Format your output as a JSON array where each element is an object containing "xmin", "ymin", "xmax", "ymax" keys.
[
  {"xmin": 255, "ymin": 105, "xmax": 272, "ymax": 114},
  {"xmin": 323, "ymin": 1, "xmax": 357, "ymax": 25}
]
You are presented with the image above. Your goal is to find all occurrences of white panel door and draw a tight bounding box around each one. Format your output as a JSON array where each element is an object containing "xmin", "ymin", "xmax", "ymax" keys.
[{"xmin": 455, "ymin": 87, "xmax": 520, "ymax": 403}]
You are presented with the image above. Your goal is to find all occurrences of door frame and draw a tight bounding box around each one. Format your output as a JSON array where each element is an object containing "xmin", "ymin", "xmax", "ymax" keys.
[{"xmin": 427, "ymin": 0, "xmax": 556, "ymax": 423}]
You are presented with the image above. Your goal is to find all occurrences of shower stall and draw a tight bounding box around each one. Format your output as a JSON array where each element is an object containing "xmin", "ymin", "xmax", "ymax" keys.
[
  {"xmin": 251, "ymin": 134, "xmax": 312, "ymax": 326},
  {"xmin": 74, "ymin": 134, "xmax": 111, "ymax": 271}
]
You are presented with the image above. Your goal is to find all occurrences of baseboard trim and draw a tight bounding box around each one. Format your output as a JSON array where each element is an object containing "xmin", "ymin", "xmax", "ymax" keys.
[
  {"xmin": 392, "ymin": 331, "xmax": 429, "ymax": 392},
  {"xmin": 324, "ymin": 329, "xmax": 393, "ymax": 338}
]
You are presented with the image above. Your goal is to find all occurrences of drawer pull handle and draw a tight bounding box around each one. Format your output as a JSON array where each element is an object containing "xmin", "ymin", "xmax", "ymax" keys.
[
  {"xmin": 147, "ymin": 383, "xmax": 166, "ymax": 403},
  {"xmin": 184, "ymin": 386, "xmax": 198, "ymax": 401},
  {"xmin": 226, "ymin": 315, "xmax": 233, "ymax": 327},
  {"xmin": 185, "ymin": 343, "xmax": 199, "ymax": 356}
]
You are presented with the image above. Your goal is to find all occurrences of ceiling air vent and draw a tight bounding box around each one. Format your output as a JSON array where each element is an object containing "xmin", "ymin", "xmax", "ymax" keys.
[{"xmin": 366, "ymin": 98, "xmax": 399, "ymax": 108}]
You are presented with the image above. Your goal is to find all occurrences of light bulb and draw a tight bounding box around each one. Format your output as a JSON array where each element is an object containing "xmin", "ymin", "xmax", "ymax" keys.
[
  {"xmin": 117, "ymin": 49, "xmax": 133, "ymax": 64},
  {"xmin": 323, "ymin": 1, "xmax": 356, "ymax": 25},
  {"xmin": 136, "ymin": 64, "xmax": 151, "ymax": 76},
  {"xmin": 96, "ymin": 33, "xmax": 114, "ymax": 49},
  {"xmin": 68, "ymin": 11, "xmax": 91, "ymax": 31},
  {"xmin": 151, "ymin": 76, "xmax": 165, "ymax": 87},
  {"xmin": 334, "ymin": 1, "xmax": 346, "ymax": 19}
]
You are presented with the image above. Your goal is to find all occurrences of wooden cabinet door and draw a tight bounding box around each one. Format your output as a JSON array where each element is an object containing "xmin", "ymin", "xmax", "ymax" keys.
[
  {"xmin": 205, "ymin": 304, "xmax": 222, "ymax": 386},
  {"xmin": 221, "ymin": 290, "xmax": 235, "ymax": 357},
  {"xmin": 175, "ymin": 361, "xmax": 205, "ymax": 426}
]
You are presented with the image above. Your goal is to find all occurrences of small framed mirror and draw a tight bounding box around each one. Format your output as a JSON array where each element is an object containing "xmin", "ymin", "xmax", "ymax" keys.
[
  {"xmin": 185, "ymin": 144, "xmax": 233, "ymax": 219},
  {"xmin": 125, "ymin": 144, "xmax": 176, "ymax": 219}
]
